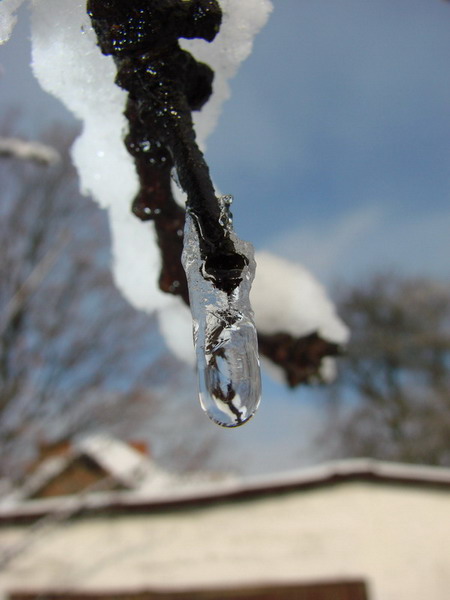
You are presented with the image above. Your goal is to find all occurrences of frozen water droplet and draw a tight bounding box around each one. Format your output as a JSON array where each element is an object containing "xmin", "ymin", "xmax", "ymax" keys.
[
  {"xmin": 182, "ymin": 206, "xmax": 261, "ymax": 427},
  {"xmin": 218, "ymin": 194, "xmax": 234, "ymax": 231},
  {"xmin": 140, "ymin": 140, "xmax": 152, "ymax": 152}
]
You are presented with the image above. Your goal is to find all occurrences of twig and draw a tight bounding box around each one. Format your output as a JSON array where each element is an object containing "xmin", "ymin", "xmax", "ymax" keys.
[{"xmin": 0, "ymin": 137, "xmax": 60, "ymax": 166}]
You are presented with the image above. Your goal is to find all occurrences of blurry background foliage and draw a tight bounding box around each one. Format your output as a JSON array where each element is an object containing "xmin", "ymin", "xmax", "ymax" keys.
[
  {"xmin": 0, "ymin": 123, "xmax": 224, "ymax": 481},
  {"xmin": 323, "ymin": 273, "xmax": 450, "ymax": 467},
  {"xmin": 1, "ymin": 121, "xmax": 449, "ymax": 482}
]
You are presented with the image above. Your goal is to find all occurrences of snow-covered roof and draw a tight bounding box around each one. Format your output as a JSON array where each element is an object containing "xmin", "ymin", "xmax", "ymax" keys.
[
  {"xmin": 1, "ymin": 458, "xmax": 449, "ymax": 524},
  {"xmin": 0, "ymin": 433, "xmax": 236, "ymax": 510},
  {"xmin": 4, "ymin": 434, "xmax": 165, "ymax": 503},
  {"xmin": 75, "ymin": 434, "xmax": 156, "ymax": 488}
]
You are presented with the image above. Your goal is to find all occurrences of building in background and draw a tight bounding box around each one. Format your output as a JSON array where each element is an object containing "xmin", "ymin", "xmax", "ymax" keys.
[{"xmin": 0, "ymin": 435, "xmax": 449, "ymax": 600}]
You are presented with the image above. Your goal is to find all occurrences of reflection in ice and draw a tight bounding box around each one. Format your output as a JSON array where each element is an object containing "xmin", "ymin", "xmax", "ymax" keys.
[{"xmin": 182, "ymin": 203, "xmax": 261, "ymax": 427}]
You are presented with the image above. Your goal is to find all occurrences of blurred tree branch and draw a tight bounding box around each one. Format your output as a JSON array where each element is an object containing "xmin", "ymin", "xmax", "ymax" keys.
[
  {"xmin": 0, "ymin": 126, "xmax": 219, "ymax": 480},
  {"xmin": 0, "ymin": 137, "xmax": 60, "ymax": 165},
  {"xmin": 321, "ymin": 273, "xmax": 450, "ymax": 466}
]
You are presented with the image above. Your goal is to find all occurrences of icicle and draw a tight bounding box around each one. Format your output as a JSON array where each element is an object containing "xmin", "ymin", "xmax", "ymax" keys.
[{"xmin": 182, "ymin": 197, "xmax": 261, "ymax": 427}]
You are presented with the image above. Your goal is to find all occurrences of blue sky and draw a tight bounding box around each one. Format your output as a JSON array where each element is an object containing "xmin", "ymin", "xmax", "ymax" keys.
[
  {"xmin": 2, "ymin": 0, "xmax": 449, "ymax": 288},
  {"xmin": 208, "ymin": 0, "xmax": 450, "ymax": 287},
  {"xmin": 1, "ymin": 0, "xmax": 450, "ymax": 474}
]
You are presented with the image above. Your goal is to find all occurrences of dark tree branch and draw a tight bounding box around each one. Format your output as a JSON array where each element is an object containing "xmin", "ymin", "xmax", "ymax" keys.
[
  {"xmin": 86, "ymin": 0, "xmax": 341, "ymax": 386},
  {"xmin": 87, "ymin": 0, "xmax": 247, "ymax": 295},
  {"xmin": 321, "ymin": 273, "xmax": 450, "ymax": 466},
  {"xmin": 258, "ymin": 331, "xmax": 341, "ymax": 387},
  {"xmin": 0, "ymin": 130, "xmax": 195, "ymax": 478}
]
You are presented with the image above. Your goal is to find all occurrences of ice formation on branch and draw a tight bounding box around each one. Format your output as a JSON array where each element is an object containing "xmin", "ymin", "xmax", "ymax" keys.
[
  {"xmin": 183, "ymin": 199, "xmax": 260, "ymax": 427},
  {"xmin": 29, "ymin": 0, "xmax": 270, "ymax": 315},
  {"xmin": 0, "ymin": 0, "xmax": 349, "ymax": 401},
  {"xmin": 81, "ymin": 0, "xmax": 265, "ymax": 426},
  {"xmin": 161, "ymin": 249, "xmax": 349, "ymax": 387}
]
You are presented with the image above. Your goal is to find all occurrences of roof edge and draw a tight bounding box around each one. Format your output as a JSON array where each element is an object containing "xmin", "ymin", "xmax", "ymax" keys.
[{"xmin": 1, "ymin": 458, "xmax": 449, "ymax": 524}]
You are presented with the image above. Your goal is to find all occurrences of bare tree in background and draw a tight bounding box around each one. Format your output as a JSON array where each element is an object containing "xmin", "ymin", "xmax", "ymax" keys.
[
  {"xmin": 0, "ymin": 126, "xmax": 219, "ymax": 481},
  {"xmin": 323, "ymin": 273, "xmax": 450, "ymax": 466}
]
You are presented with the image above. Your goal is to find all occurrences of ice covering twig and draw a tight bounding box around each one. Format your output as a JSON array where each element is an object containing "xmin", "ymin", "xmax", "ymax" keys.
[
  {"xmin": 183, "ymin": 200, "xmax": 261, "ymax": 426},
  {"xmin": 86, "ymin": 0, "xmax": 264, "ymax": 425},
  {"xmin": 85, "ymin": 0, "xmax": 345, "ymax": 394}
]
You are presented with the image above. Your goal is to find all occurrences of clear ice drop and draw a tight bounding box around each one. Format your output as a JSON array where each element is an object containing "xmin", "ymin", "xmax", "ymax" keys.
[{"xmin": 182, "ymin": 201, "xmax": 261, "ymax": 427}]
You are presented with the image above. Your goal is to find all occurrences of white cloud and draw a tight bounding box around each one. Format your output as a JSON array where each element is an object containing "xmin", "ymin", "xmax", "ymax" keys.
[
  {"xmin": 266, "ymin": 204, "xmax": 450, "ymax": 285},
  {"xmin": 267, "ymin": 205, "xmax": 382, "ymax": 280}
]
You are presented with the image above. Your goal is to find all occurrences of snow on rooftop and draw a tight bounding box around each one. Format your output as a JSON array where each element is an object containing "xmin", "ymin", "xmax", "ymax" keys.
[
  {"xmin": 0, "ymin": 433, "xmax": 238, "ymax": 509},
  {"xmin": 75, "ymin": 433, "xmax": 158, "ymax": 489},
  {"xmin": 10, "ymin": 455, "xmax": 69, "ymax": 502},
  {"xmin": 1, "ymin": 457, "xmax": 449, "ymax": 522}
]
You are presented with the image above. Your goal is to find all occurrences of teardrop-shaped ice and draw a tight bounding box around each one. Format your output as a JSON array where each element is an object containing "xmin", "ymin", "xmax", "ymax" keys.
[
  {"xmin": 182, "ymin": 206, "xmax": 261, "ymax": 427},
  {"xmin": 200, "ymin": 309, "xmax": 261, "ymax": 427}
]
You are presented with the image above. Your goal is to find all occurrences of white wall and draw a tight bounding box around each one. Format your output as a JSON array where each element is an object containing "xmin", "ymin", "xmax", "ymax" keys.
[{"xmin": 0, "ymin": 481, "xmax": 449, "ymax": 600}]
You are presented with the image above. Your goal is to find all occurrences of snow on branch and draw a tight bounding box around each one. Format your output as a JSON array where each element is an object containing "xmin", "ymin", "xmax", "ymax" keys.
[
  {"xmin": 0, "ymin": 137, "xmax": 60, "ymax": 165},
  {"xmin": 0, "ymin": 0, "xmax": 348, "ymax": 409}
]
